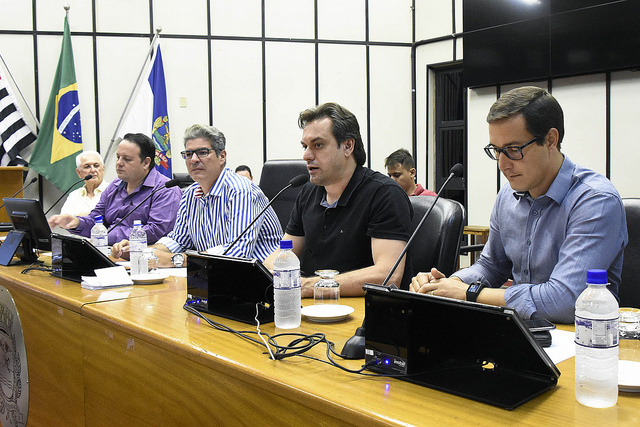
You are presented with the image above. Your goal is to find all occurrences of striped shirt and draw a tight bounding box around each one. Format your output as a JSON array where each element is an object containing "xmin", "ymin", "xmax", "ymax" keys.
[{"xmin": 158, "ymin": 167, "xmax": 282, "ymax": 261}]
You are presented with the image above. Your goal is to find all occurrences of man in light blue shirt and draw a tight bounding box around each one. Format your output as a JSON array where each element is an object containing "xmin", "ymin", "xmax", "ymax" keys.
[
  {"xmin": 410, "ymin": 86, "xmax": 627, "ymax": 323},
  {"xmin": 112, "ymin": 124, "xmax": 282, "ymax": 265}
]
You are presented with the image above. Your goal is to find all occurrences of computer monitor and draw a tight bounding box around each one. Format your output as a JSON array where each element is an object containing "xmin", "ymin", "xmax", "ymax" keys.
[{"xmin": 0, "ymin": 198, "xmax": 51, "ymax": 265}]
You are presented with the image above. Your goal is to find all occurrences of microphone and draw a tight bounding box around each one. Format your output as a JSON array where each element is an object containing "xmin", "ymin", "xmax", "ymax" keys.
[
  {"xmin": 0, "ymin": 177, "xmax": 37, "ymax": 211},
  {"xmin": 222, "ymin": 173, "xmax": 309, "ymax": 256},
  {"xmin": 107, "ymin": 179, "xmax": 180, "ymax": 233},
  {"xmin": 340, "ymin": 163, "xmax": 464, "ymax": 359},
  {"xmin": 44, "ymin": 175, "xmax": 93, "ymax": 215}
]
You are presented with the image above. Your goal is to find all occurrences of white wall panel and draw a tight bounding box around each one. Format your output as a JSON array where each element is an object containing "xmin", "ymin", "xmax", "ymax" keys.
[
  {"xmin": 369, "ymin": 0, "xmax": 413, "ymax": 43},
  {"xmin": 95, "ymin": 0, "xmax": 149, "ymax": 34},
  {"xmin": 264, "ymin": 42, "xmax": 315, "ymax": 161},
  {"xmin": 37, "ymin": 0, "xmax": 93, "ymax": 32},
  {"xmin": 211, "ymin": 0, "xmax": 262, "ymax": 38},
  {"xmin": 265, "ymin": 0, "xmax": 314, "ymax": 39},
  {"xmin": 0, "ymin": 0, "xmax": 33, "ymax": 31},
  {"xmin": 211, "ymin": 40, "xmax": 264, "ymax": 179},
  {"xmin": 369, "ymin": 45, "xmax": 412, "ymax": 174},
  {"xmin": 317, "ymin": 0, "xmax": 365, "ymax": 41},
  {"xmin": 154, "ymin": 0, "xmax": 208, "ymax": 36},
  {"xmin": 161, "ymin": 38, "xmax": 210, "ymax": 177},
  {"xmin": 610, "ymin": 70, "xmax": 640, "ymax": 198},
  {"xmin": 552, "ymin": 75, "xmax": 607, "ymax": 175},
  {"xmin": 95, "ymin": 37, "xmax": 150, "ymax": 180},
  {"xmin": 0, "ymin": 35, "xmax": 37, "ymax": 125},
  {"xmin": 414, "ymin": 0, "xmax": 452, "ymax": 41},
  {"xmin": 467, "ymin": 87, "xmax": 497, "ymax": 226}
]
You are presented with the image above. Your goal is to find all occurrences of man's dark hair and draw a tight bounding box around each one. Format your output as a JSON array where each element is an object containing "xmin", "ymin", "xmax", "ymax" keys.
[
  {"xmin": 487, "ymin": 86, "xmax": 565, "ymax": 149},
  {"xmin": 298, "ymin": 102, "xmax": 366, "ymax": 166},
  {"xmin": 235, "ymin": 164, "xmax": 252, "ymax": 178},
  {"xmin": 122, "ymin": 133, "xmax": 156, "ymax": 166},
  {"xmin": 384, "ymin": 148, "xmax": 415, "ymax": 170}
]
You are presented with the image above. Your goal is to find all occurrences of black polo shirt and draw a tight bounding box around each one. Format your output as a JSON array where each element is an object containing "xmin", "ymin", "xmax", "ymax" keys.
[{"xmin": 286, "ymin": 165, "xmax": 414, "ymax": 289}]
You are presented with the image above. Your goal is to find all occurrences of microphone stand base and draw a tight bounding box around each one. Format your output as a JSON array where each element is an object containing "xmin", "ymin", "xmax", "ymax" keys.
[{"xmin": 340, "ymin": 326, "xmax": 365, "ymax": 359}]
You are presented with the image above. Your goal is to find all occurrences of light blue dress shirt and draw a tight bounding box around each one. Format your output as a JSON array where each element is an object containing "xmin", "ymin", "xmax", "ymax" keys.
[
  {"xmin": 158, "ymin": 167, "xmax": 283, "ymax": 262},
  {"xmin": 455, "ymin": 156, "xmax": 628, "ymax": 323}
]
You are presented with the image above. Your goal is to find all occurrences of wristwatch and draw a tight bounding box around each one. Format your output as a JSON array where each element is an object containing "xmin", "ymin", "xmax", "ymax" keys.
[
  {"xmin": 466, "ymin": 281, "xmax": 485, "ymax": 302},
  {"xmin": 171, "ymin": 253, "xmax": 185, "ymax": 268}
]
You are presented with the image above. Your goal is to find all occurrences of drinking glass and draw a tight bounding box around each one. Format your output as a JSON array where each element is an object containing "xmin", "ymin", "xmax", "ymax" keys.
[{"xmin": 314, "ymin": 270, "xmax": 340, "ymax": 305}]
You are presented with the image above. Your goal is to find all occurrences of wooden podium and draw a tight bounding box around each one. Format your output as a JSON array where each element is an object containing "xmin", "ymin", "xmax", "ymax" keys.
[{"xmin": 0, "ymin": 166, "xmax": 27, "ymax": 223}]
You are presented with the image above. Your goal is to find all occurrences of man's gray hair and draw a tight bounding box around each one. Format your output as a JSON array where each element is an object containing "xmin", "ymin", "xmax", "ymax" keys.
[
  {"xmin": 183, "ymin": 124, "xmax": 226, "ymax": 155},
  {"xmin": 75, "ymin": 150, "xmax": 104, "ymax": 168}
]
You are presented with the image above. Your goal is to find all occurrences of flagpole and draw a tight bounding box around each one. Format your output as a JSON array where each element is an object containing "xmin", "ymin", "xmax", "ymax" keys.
[
  {"xmin": 0, "ymin": 52, "xmax": 41, "ymax": 131},
  {"xmin": 104, "ymin": 27, "xmax": 162, "ymax": 162}
]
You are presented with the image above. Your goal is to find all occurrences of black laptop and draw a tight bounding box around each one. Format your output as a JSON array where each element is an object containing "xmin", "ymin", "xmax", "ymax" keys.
[
  {"xmin": 363, "ymin": 284, "xmax": 560, "ymax": 410},
  {"xmin": 51, "ymin": 233, "xmax": 117, "ymax": 282},
  {"xmin": 185, "ymin": 250, "xmax": 274, "ymax": 324}
]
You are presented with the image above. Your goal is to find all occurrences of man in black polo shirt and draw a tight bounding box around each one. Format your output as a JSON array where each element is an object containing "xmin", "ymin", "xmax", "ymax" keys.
[{"xmin": 264, "ymin": 102, "xmax": 413, "ymax": 297}]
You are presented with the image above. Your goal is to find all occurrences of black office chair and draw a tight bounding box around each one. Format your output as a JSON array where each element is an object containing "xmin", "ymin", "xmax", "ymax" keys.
[
  {"xmin": 620, "ymin": 198, "xmax": 640, "ymax": 308},
  {"xmin": 408, "ymin": 196, "xmax": 466, "ymax": 277},
  {"xmin": 259, "ymin": 159, "xmax": 309, "ymax": 230}
]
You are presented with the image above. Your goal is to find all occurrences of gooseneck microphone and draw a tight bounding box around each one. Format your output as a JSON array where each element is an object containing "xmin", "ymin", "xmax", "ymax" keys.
[
  {"xmin": 0, "ymin": 177, "xmax": 38, "ymax": 212},
  {"xmin": 44, "ymin": 175, "xmax": 94, "ymax": 215},
  {"xmin": 222, "ymin": 173, "xmax": 309, "ymax": 256},
  {"xmin": 340, "ymin": 163, "xmax": 464, "ymax": 359},
  {"xmin": 107, "ymin": 179, "xmax": 180, "ymax": 233}
]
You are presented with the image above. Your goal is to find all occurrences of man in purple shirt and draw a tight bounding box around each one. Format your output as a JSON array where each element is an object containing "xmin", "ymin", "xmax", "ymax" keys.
[{"xmin": 48, "ymin": 133, "xmax": 181, "ymax": 245}]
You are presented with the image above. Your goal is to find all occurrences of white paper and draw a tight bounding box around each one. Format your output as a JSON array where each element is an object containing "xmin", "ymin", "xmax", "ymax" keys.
[
  {"xmin": 544, "ymin": 329, "xmax": 576, "ymax": 365},
  {"xmin": 81, "ymin": 266, "xmax": 133, "ymax": 290}
]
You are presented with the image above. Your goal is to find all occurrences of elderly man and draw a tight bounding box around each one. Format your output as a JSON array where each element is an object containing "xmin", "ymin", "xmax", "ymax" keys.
[
  {"xmin": 48, "ymin": 133, "xmax": 181, "ymax": 245},
  {"xmin": 112, "ymin": 124, "xmax": 282, "ymax": 267},
  {"xmin": 263, "ymin": 102, "xmax": 413, "ymax": 297},
  {"xmin": 410, "ymin": 86, "xmax": 628, "ymax": 323},
  {"xmin": 60, "ymin": 150, "xmax": 110, "ymax": 216},
  {"xmin": 384, "ymin": 148, "xmax": 436, "ymax": 197}
]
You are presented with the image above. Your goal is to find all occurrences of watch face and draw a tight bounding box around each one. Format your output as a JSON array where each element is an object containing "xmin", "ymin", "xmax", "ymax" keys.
[
  {"xmin": 172, "ymin": 253, "xmax": 184, "ymax": 266},
  {"xmin": 468, "ymin": 284, "xmax": 481, "ymax": 293}
]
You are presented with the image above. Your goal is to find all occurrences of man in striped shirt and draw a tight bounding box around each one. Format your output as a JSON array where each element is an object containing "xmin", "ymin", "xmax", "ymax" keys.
[{"xmin": 112, "ymin": 124, "xmax": 282, "ymax": 266}]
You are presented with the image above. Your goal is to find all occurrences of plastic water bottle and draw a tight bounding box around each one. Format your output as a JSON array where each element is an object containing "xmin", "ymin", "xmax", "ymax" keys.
[
  {"xmin": 575, "ymin": 269, "xmax": 619, "ymax": 408},
  {"xmin": 129, "ymin": 220, "xmax": 147, "ymax": 276},
  {"xmin": 273, "ymin": 240, "xmax": 301, "ymax": 328},
  {"xmin": 90, "ymin": 215, "xmax": 109, "ymax": 256}
]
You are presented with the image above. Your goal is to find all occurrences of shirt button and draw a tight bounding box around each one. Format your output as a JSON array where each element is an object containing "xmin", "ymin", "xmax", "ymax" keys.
[
  {"xmin": 527, "ymin": 239, "xmax": 531, "ymax": 245},
  {"xmin": 532, "ymin": 210, "xmax": 538, "ymax": 216},
  {"xmin": 524, "ymin": 269, "xmax": 528, "ymax": 274}
]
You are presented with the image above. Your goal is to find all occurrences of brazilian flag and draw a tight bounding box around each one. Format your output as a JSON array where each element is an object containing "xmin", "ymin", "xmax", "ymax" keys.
[{"xmin": 30, "ymin": 16, "xmax": 82, "ymax": 192}]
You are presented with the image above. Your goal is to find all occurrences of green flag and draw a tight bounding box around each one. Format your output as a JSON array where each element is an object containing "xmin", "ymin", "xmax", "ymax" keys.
[{"xmin": 30, "ymin": 15, "xmax": 83, "ymax": 191}]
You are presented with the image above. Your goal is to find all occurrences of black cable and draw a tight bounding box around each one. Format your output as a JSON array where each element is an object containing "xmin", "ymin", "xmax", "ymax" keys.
[{"xmin": 21, "ymin": 265, "xmax": 53, "ymax": 274}]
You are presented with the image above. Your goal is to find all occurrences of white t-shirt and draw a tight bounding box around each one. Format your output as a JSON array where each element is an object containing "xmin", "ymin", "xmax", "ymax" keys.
[{"xmin": 60, "ymin": 180, "xmax": 110, "ymax": 216}]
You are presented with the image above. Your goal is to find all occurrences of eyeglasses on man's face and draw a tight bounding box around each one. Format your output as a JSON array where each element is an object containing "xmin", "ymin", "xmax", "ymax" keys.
[
  {"xmin": 180, "ymin": 148, "xmax": 215, "ymax": 160},
  {"xmin": 483, "ymin": 136, "xmax": 539, "ymax": 161}
]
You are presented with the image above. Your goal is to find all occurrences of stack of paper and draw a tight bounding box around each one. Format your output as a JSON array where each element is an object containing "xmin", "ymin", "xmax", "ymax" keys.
[{"xmin": 81, "ymin": 266, "xmax": 134, "ymax": 290}]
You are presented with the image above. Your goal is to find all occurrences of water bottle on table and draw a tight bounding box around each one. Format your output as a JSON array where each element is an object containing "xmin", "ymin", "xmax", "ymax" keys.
[
  {"xmin": 575, "ymin": 269, "xmax": 619, "ymax": 408},
  {"xmin": 273, "ymin": 240, "xmax": 301, "ymax": 328},
  {"xmin": 90, "ymin": 215, "xmax": 109, "ymax": 256},
  {"xmin": 129, "ymin": 220, "xmax": 147, "ymax": 276}
]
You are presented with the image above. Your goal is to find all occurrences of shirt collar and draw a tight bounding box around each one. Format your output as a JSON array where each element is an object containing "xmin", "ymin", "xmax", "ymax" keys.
[{"xmin": 510, "ymin": 155, "xmax": 573, "ymax": 204}]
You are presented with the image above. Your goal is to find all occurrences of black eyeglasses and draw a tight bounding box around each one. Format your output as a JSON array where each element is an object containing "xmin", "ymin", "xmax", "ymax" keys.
[
  {"xmin": 180, "ymin": 148, "xmax": 214, "ymax": 160},
  {"xmin": 483, "ymin": 136, "xmax": 539, "ymax": 161}
]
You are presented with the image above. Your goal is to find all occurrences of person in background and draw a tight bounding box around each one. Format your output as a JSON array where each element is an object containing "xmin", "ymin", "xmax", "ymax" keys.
[
  {"xmin": 112, "ymin": 125, "xmax": 282, "ymax": 267},
  {"xmin": 384, "ymin": 148, "xmax": 436, "ymax": 197},
  {"xmin": 263, "ymin": 102, "xmax": 413, "ymax": 297},
  {"xmin": 60, "ymin": 151, "xmax": 110, "ymax": 216},
  {"xmin": 410, "ymin": 86, "xmax": 628, "ymax": 323},
  {"xmin": 48, "ymin": 133, "xmax": 182, "ymax": 245},
  {"xmin": 235, "ymin": 164, "xmax": 253, "ymax": 181}
]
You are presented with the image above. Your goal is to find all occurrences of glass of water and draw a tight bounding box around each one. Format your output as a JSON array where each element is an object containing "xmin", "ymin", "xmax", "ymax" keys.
[{"xmin": 314, "ymin": 270, "xmax": 340, "ymax": 305}]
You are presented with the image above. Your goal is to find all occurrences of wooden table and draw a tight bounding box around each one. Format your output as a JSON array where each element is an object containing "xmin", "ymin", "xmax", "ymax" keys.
[
  {"xmin": 0, "ymin": 263, "xmax": 184, "ymax": 426},
  {"xmin": 463, "ymin": 225, "xmax": 490, "ymax": 264},
  {"xmin": 1, "ymin": 263, "xmax": 639, "ymax": 426}
]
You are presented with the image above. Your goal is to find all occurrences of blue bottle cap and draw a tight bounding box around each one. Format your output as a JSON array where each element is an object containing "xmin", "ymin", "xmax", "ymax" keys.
[
  {"xmin": 94, "ymin": 215, "xmax": 103, "ymax": 223},
  {"xmin": 280, "ymin": 239, "xmax": 293, "ymax": 250},
  {"xmin": 586, "ymin": 269, "xmax": 608, "ymax": 284}
]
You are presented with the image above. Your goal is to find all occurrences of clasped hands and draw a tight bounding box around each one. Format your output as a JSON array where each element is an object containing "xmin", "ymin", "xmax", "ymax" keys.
[{"xmin": 410, "ymin": 267, "xmax": 469, "ymax": 301}]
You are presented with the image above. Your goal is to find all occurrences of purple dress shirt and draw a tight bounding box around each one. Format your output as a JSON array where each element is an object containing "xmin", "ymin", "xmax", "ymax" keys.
[{"xmin": 73, "ymin": 168, "xmax": 182, "ymax": 245}]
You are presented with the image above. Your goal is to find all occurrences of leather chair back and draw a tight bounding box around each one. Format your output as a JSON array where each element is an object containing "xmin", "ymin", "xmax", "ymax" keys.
[
  {"xmin": 259, "ymin": 159, "xmax": 308, "ymax": 230},
  {"xmin": 408, "ymin": 196, "xmax": 465, "ymax": 277},
  {"xmin": 621, "ymin": 198, "xmax": 640, "ymax": 308}
]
